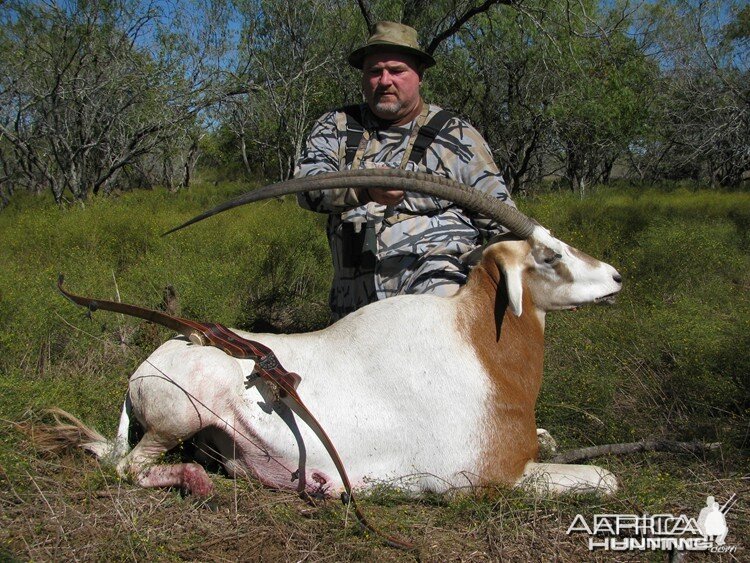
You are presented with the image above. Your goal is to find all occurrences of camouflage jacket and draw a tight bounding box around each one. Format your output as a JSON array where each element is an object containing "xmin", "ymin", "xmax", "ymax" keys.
[{"xmin": 295, "ymin": 103, "xmax": 514, "ymax": 320}]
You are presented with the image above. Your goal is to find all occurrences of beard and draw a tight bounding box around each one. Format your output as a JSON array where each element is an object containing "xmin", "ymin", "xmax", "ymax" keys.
[{"xmin": 372, "ymin": 94, "xmax": 403, "ymax": 120}]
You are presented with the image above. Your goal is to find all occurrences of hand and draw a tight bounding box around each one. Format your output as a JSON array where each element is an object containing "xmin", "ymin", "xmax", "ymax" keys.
[{"xmin": 365, "ymin": 188, "xmax": 405, "ymax": 206}]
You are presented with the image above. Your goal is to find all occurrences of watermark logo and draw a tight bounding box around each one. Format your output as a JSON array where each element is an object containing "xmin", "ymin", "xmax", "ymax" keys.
[
  {"xmin": 697, "ymin": 495, "xmax": 730, "ymax": 545},
  {"xmin": 567, "ymin": 494, "xmax": 739, "ymax": 553}
]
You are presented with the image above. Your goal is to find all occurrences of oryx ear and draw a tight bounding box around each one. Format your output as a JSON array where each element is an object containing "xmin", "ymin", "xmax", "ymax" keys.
[
  {"xmin": 461, "ymin": 233, "xmax": 526, "ymax": 268},
  {"xmin": 499, "ymin": 262, "xmax": 524, "ymax": 317}
]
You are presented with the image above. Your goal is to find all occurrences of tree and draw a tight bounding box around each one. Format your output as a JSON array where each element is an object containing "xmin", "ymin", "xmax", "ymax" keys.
[
  {"xmin": 223, "ymin": 0, "xmax": 519, "ymax": 181},
  {"xmin": 223, "ymin": 0, "xmax": 363, "ymax": 180},
  {"xmin": 0, "ymin": 0, "xmax": 232, "ymax": 203},
  {"xmin": 628, "ymin": 0, "xmax": 749, "ymax": 187},
  {"xmin": 425, "ymin": 1, "xmax": 655, "ymax": 194},
  {"xmin": 429, "ymin": 8, "xmax": 558, "ymax": 194},
  {"xmin": 548, "ymin": 27, "xmax": 656, "ymax": 192}
]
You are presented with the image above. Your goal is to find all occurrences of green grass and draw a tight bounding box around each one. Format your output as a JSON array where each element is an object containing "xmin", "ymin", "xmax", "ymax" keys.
[
  {"xmin": 526, "ymin": 188, "xmax": 750, "ymax": 450},
  {"xmin": 0, "ymin": 182, "xmax": 748, "ymax": 560},
  {"xmin": 0, "ymin": 184, "xmax": 331, "ymax": 428}
]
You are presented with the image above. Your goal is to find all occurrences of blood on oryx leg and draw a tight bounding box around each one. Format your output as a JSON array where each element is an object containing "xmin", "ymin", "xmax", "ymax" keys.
[{"xmin": 117, "ymin": 430, "xmax": 214, "ymax": 497}]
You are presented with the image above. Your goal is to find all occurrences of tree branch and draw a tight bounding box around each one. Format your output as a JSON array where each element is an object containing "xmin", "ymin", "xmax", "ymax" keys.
[
  {"xmin": 425, "ymin": 0, "xmax": 514, "ymax": 55},
  {"xmin": 550, "ymin": 440, "xmax": 721, "ymax": 464},
  {"xmin": 356, "ymin": 0, "xmax": 374, "ymax": 33}
]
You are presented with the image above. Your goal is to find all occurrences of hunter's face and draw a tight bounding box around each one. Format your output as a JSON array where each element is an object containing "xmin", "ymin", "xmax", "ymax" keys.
[{"xmin": 361, "ymin": 52, "xmax": 423, "ymax": 125}]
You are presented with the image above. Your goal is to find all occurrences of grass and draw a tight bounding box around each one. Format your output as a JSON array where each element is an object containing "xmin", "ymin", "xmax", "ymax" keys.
[
  {"xmin": 0, "ymin": 182, "xmax": 748, "ymax": 560},
  {"xmin": 528, "ymin": 189, "xmax": 750, "ymax": 450}
]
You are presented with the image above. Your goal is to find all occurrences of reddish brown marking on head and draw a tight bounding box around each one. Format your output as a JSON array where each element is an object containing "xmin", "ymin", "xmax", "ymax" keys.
[
  {"xmin": 568, "ymin": 245, "xmax": 600, "ymax": 267},
  {"xmin": 457, "ymin": 244, "xmax": 544, "ymax": 485},
  {"xmin": 531, "ymin": 245, "xmax": 573, "ymax": 282},
  {"xmin": 552, "ymin": 260, "xmax": 574, "ymax": 282}
]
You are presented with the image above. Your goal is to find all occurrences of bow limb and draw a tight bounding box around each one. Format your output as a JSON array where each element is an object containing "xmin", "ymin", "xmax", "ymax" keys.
[{"xmin": 57, "ymin": 274, "xmax": 209, "ymax": 345}]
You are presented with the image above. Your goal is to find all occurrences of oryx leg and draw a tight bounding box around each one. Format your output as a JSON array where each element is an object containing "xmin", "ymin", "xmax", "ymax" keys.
[
  {"xmin": 116, "ymin": 431, "xmax": 214, "ymax": 497},
  {"xmin": 191, "ymin": 405, "xmax": 333, "ymax": 497},
  {"xmin": 111, "ymin": 397, "xmax": 133, "ymax": 460},
  {"xmin": 517, "ymin": 461, "xmax": 618, "ymax": 495}
]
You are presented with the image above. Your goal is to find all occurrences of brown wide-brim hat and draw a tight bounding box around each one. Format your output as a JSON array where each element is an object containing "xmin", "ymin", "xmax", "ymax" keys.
[{"xmin": 348, "ymin": 21, "xmax": 436, "ymax": 70}]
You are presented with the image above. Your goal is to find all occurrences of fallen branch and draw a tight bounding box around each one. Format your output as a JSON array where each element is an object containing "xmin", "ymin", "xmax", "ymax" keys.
[{"xmin": 550, "ymin": 440, "xmax": 721, "ymax": 464}]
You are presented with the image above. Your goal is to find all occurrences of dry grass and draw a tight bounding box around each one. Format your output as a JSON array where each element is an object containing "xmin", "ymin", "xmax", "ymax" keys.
[{"xmin": 1, "ymin": 422, "xmax": 747, "ymax": 561}]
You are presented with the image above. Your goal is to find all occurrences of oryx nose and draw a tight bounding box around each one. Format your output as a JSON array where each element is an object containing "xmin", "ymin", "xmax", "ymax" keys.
[{"xmin": 613, "ymin": 273, "xmax": 623, "ymax": 284}]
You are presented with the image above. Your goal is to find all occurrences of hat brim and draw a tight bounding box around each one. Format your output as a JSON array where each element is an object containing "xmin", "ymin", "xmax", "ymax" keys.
[{"xmin": 348, "ymin": 42, "xmax": 436, "ymax": 70}]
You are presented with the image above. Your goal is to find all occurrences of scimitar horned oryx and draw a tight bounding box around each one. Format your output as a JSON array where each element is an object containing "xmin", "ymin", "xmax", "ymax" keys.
[{"xmin": 45, "ymin": 168, "xmax": 622, "ymax": 549}]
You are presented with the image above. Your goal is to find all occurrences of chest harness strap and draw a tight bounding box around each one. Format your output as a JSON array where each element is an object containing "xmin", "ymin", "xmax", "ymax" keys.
[
  {"xmin": 340, "ymin": 103, "xmax": 455, "ymax": 169},
  {"xmin": 58, "ymin": 275, "xmax": 415, "ymax": 552},
  {"xmin": 340, "ymin": 104, "xmax": 456, "ymax": 227}
]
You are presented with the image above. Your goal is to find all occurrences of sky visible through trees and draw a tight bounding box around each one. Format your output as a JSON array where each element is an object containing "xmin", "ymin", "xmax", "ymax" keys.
[{"xmin": 0, "ymin": 0, "xmax": 747, "ymax": 205}]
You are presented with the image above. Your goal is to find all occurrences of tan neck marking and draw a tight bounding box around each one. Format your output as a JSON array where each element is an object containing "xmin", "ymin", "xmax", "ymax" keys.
[{"xmin": 457, "ymin": 251, "xmax": 545, "ymax": 484}]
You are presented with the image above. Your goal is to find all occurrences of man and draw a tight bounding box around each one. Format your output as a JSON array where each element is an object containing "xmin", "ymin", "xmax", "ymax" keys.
[{"xmin": 296, "ymin": 21, "xmax": 514, "ymax": 320}]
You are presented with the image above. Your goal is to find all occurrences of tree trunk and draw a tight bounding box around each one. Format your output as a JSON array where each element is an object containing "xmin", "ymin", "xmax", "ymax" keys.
[
  {"xmin": 0, "ymin": 181, "xmax": 13, "ymax": 209},
  {"xmin": 240, "ymin": 133, "xmax": 252, "ymax": 176},
  {"xmin": 183, "ymin": 137, "xmax": 200, "ymax": 189}
]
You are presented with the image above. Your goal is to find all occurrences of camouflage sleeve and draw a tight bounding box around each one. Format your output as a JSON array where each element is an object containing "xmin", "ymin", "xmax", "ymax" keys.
[
  {"xmin": 294, "ymin": 111, "xmax": 367, "ymax": 213},
  {"xmin": 451, "ymin": 119, "xmax": 515, "ymax": 239}
]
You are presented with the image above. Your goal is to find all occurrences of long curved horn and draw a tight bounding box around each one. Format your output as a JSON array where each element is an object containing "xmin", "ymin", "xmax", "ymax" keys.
[{"xmin": 164, "ymin": 169, "xmax": 535, "ymax": 238}]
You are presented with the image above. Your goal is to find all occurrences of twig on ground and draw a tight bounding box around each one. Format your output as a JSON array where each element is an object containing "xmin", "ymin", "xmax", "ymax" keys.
[
  {"xmin": 0, "ymin": 463, "xmax": 24, "ymax": 505},
  {"xmin": 27, "ymin": 470, "xmax": 62, "ymax": 527},
  {"xmin": 551, "ymin": 439, "xmax": 721, "ymax": 464}
]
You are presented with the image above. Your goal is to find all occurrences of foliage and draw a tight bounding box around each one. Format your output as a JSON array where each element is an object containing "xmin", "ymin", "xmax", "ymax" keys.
[
  {"xmin": 426, "ymin": 1, "xmax": 657, "ymax": 195},
  {"xmin": 2, "ymin": 0, "xmax": 747, "ymax": 203},
  {"xmin": 0, "ymin": 0, "xmax": 233, "ymax": 203},
  {"xmin": 628, "ymin": 0, "xmax": 750, "ymax": 187},
  {"xmin": 429, "ymin": 8, "xmax": 556, "ymax": 194},
  {"xmin": 547, "ymin": 28, "xmax": 656, "ymax": 192},
  {"xmin": 216, "ymin": 0, "xmax": 364, "ymax": 180}
]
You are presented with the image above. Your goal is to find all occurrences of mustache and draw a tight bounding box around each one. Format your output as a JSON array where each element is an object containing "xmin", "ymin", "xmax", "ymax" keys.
[{"xmin": 374, "ymin": 88, "xmax": 397, "ymax": 96}]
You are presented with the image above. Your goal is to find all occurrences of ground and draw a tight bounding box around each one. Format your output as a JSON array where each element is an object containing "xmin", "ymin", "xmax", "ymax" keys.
[{"xmin": 1, "ymin": 429, "xmax": 746, "ymax": 561}]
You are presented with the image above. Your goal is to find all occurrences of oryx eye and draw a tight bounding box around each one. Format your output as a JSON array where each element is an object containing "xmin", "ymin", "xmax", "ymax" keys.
[{"xmin": 544, "ymin": 253, "xmax": 562, "ymax": 264}]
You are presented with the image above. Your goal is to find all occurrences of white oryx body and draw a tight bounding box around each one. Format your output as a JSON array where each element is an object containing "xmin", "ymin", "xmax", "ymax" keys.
[
  {"xmin": 128, "ymin": 295, "xmax": 490, "ymax": 494},
  {"xmin": 75, "ymin": 227, "xmax": 623, "ymax": 498}
]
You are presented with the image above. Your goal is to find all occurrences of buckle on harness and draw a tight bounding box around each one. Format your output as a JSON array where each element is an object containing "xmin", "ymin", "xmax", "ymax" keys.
[{"xmin": 382, "ymin": 212, "xmax": 414, "ymax": 227}]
